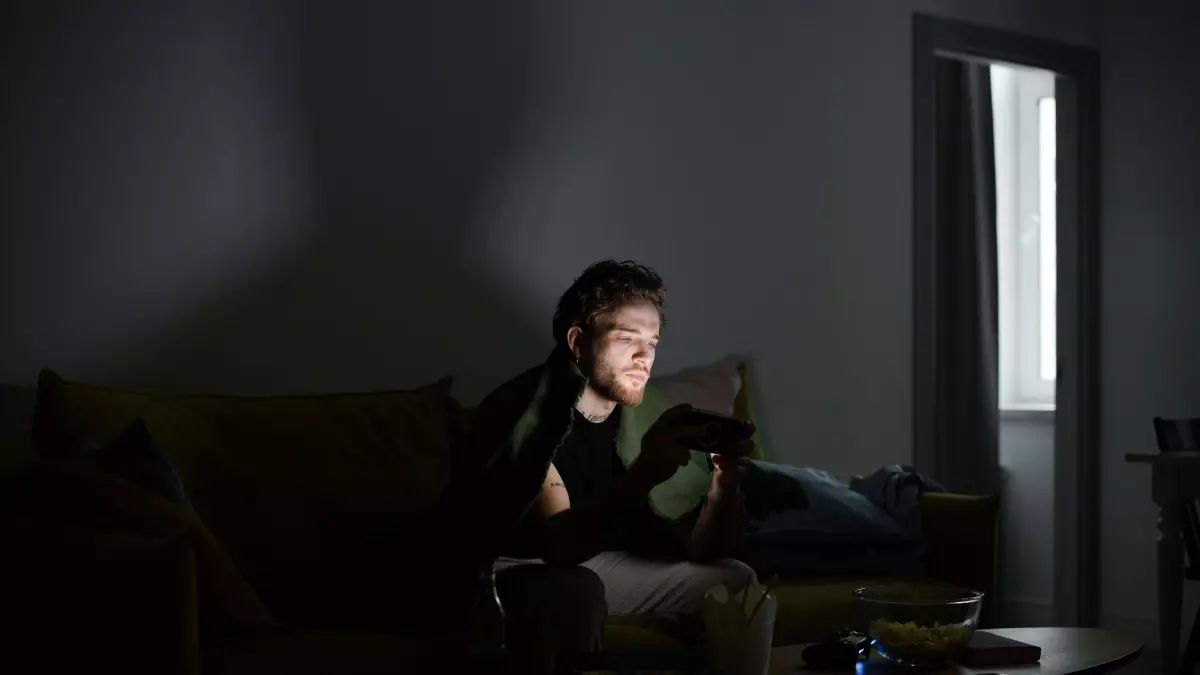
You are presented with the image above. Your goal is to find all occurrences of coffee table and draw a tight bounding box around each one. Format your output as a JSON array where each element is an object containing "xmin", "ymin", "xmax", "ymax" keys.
[{"xmin": 769, "ymin": 628, "xmax": 1142, "ymax": 675}]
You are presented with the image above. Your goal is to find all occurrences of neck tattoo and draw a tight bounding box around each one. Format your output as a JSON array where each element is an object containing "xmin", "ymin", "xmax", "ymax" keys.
[{"xmin": 584, "ymin": 413, "xmax": 609, "ymax": 423}]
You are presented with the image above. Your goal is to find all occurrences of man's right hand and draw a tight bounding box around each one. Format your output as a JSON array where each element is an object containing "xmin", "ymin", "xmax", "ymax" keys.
[{"xmin": 627, "ymin": 403, "xmax": 698, "ymax": 491}]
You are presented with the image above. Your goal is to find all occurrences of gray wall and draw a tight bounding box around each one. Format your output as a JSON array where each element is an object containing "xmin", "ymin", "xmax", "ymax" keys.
[
  {"xmin": 0, "ymin": 0, "xmax": 1096, "ymax": 483},
  {"xmin": 999, "ymin": 416, "xmax": 1056, "ymax": 625},
  {"xmin": 1099, "ymin": 0, "xmax": 1200, "ymax": 644},
  {"xmin": 8, "ymin": 0, "xmax": 1198, "ymax": 647}
]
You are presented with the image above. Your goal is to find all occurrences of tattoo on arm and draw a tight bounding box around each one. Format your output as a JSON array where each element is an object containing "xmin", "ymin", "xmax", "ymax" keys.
[{"xmin": 549, "ymin": 481, "xmax": 565, "ymax": 489}]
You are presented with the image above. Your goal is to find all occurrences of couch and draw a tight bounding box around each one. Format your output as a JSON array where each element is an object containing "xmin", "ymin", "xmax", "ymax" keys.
[{"xmin": 0, "ymin": 370, "xmax": 997, "ymax": 673}]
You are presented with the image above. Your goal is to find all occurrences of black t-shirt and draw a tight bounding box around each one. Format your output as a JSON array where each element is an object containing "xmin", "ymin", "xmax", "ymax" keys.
[
  {"xmin": 552, "ymin": 408, "xmax": 684, "ymax": 556},
  {"xmin": 554, "ymin": 408, "xmax": 625, "ymax": 506}
]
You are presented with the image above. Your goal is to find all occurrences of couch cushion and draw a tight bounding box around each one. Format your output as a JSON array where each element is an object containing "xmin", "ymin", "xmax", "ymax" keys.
[
  {"xmin": 919, "ymin": 492, "xmax": 1000, "ymax": 624},
  {"xmin": 206, "ymin": 626, "xmax": 692, "ymax": 675},
  {"xmin": 654, "ymin": 358, "xmax": 742, "ymax": 418},
  {"xmin": 204, "ymin": 629, "xmax": 469, "ymax": 675},
  {"xmin": 771, "ymin": 577, "xmax": 952, "ymax": 646},
  {"xmin": 0, "ymin": 461, "xmax": 277, "ymax": 636},
  {"xmin": 2, "ymin": 523, "xmax": 201, "ymax": 673},
  {"xmin": 733, "ymin": 362, "xmax": 764, "ymax": 460},
  {"xmin": 0, "ymin": 384, "xmax": 36, "ymax": 469},
  {"xmin": 603, "ymin": 624, "xmax": 683, "ymax": 653},
  {"xmin": 653, "ymin": 357, "xmax": 765, "ymax": 460},
  {"xmin": 602, "ymin": 624, "xmax": 718, "ymax": 672},
  {"xmin": 32, "ymin": 369, "xmax": 466, "ymax": 584},
  {"xmin": 68, "ymin": 417, "xmax": 196, "ymax": 515}
]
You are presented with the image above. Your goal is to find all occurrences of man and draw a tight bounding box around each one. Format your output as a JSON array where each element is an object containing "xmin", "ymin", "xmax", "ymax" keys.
[{"xmin": 474, "ymin": 260, "xmax": 756, "ymax": 670}]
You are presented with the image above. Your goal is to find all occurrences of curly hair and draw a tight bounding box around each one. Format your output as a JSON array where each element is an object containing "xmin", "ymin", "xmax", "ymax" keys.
[{"xmin": 552, "ymin": 260, "xmax": 666, "ymax": 349}]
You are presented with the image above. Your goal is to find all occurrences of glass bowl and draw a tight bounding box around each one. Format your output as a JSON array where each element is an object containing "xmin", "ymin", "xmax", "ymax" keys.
[{"xmin": 853, "ymin": 586, "xmax": 983, "ymax": 667}]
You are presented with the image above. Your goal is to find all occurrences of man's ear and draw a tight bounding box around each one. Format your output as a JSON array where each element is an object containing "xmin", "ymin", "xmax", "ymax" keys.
[{"xmin": 565, "ymin": 325, "xmax": 584, "ymax": 359}]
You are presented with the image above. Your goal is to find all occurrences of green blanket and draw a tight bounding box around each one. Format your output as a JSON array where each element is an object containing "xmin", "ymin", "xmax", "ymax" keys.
[
  {"xmin": 459, "ymin": 348, "xmax": 708, "ymax": 523},
  {"xmin": 451, "ymin": 348, "xmax": 806, "ymax": 560}
]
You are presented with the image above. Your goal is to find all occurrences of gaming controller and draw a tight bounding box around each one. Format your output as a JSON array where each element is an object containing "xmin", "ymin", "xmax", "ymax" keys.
[
  {"xmin": 801, "ymin": 629, "xmax": 872, "ymax": 669},
  {"xmin": 672, "ymin": 409, "xmax": 755, "ymax": 456}
]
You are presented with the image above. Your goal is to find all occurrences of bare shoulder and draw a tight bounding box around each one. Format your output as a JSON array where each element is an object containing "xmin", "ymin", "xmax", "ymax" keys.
[{"xmin": 535, "ymin": 462, "xmax": 571, "ymax": 518}]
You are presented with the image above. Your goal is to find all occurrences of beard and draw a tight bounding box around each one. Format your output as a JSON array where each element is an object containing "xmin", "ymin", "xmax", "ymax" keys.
[{"xmin": 583, "ymin": 353, "xmax": 646, "ymax": 408}]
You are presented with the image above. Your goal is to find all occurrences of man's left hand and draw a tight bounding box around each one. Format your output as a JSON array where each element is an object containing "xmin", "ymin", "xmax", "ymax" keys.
[{"xmin": 710, "ymin": 440, "xmax": 754, "ymax": 497}]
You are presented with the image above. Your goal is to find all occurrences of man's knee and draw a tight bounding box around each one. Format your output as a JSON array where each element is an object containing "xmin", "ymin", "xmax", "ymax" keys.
[
  {"xmin": 675, "ymin": 558, "xmax": 758, "ymax": 612},
  {"xmin": 635, "ymin": 559, "xmax": 759, "ymax": 640},
  {"xmin": 669, "ymin": 559, "xmax": 758, "ymax": 612},
  {"xmin": 497, "ymin": 564, "xmax": 606, "ymax": 661},
  {"xmin": 497, "ymin": 563, "xmax": 607, "ymax": 631},
  {"xmin": 544, "ymin": 565, "xmax": 607, "ymax": 620}
]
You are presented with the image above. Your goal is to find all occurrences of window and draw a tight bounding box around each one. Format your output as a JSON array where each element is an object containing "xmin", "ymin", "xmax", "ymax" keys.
[
  {"xmin": 1038, "ymin": 98, "xmax": 1057, "ymax": 384},
  {"xmin": 992, "ymin": 64, "xmax": 1056, "ymax": 410}
]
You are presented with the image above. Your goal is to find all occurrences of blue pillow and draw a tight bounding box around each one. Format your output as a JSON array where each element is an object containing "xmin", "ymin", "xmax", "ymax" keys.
[
  {"xmin": 743, "ymin": 462, "xmax": 914, "ymax": 546},
  {"xmin": 742, "ymin": 462, "xmax": 924, "ymax": 577},
  {"xmin": 71, "ymin": 417, "xmax": 195, "ymax": 515}
]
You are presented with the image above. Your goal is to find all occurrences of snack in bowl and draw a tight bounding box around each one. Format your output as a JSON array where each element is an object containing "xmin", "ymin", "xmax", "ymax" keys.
[
  {"xmin": 854, "ymin": 586, "xmax": 984, "ymax": 667},
  {"xmin": 869, "ymin": 618, "xmax": 973, "ymax": 661}
]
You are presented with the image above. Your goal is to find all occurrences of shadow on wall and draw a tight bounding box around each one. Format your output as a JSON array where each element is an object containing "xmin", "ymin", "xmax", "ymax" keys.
[
  {"xmin": 3, "ymin": 1, "xmax": 554, "ymax": 399},
  {"xmin": 122, "ymin": 1, "xmax": 554, "ymax": 398}
]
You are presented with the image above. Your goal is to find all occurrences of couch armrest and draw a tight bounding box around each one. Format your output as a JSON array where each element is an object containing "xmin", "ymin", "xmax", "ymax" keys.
[
  {"xmin": 919, "ymin": 492, "xmax": 1000, "ymax": 626},
  {"xmin": 2, "ymin": 521, "xmax": 201, "ymax": 674}
]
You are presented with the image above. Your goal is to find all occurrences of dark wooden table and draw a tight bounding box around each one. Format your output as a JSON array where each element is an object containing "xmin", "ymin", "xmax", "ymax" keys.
[{"xmin": 768, "ymin": 628, "xmax": 1143, "ymax": 675}]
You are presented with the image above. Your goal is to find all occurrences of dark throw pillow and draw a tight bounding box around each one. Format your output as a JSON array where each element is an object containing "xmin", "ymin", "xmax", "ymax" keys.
[{"xmin": 71, "ymin": 417, "xmax": 195, "ymax": 515}]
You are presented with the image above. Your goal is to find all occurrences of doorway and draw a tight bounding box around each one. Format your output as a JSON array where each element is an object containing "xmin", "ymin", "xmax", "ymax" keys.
[
  {"xmin": 993, "ymin": 61, "xmax": 1058, "ymax": 626},
  {"xmin": 911, "ymin": 14, "xmax": 1101, "ymax": 627}
]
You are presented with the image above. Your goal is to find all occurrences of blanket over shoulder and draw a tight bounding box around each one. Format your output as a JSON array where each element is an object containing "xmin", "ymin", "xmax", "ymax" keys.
[{"xmin": 448, "ymin": 348, "xmax": 805, "ymax": 560}]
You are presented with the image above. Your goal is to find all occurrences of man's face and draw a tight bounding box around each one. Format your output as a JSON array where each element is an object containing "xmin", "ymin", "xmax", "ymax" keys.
[{"xmin": 575, "ymin": 300, "xmax": 660, "ymax": 407}]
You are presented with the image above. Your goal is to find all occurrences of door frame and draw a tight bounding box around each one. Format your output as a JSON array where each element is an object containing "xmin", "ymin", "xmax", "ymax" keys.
[{"xmin": 911, "ymin": 13, "xmax": 1101, "ymax": 627}]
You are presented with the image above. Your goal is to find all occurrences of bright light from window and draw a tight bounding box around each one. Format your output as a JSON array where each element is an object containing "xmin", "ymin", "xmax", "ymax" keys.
[
  {"xmin": 1038, "ymin": 98, "xmax": 1057, "ymax": 382},
  {"xmin": 994, "ymin": 64, "xmax": 1055, "ymax": 409}
]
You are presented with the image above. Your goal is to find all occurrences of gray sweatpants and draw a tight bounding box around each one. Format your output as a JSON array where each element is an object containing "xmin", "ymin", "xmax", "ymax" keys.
[{"xmin": 497, "ymin": 552, "xmax": 757, "ymax": 640}]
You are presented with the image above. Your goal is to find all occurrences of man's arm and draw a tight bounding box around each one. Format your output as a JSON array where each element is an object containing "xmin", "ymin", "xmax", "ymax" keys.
[
  {"xmin": 531, "ymin": 403, "xmax": 699, "ymax": 565},
  {"xmin": 685, "ymin": 485, "xmax": 746, "ymax": 561},
  {"xmin": 532, "ymin": 462, "xmax": 653, "ymax": 566},
  {"xmin": 684, "ymin": 453, "xmax": 750, "ymax": 561}
]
